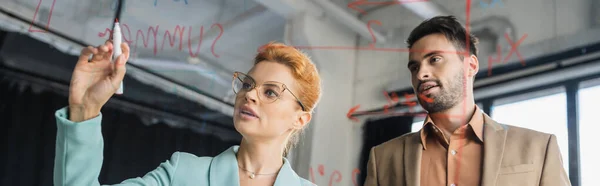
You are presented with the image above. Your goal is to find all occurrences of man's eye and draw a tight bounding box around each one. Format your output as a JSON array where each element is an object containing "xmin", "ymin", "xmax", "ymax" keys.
[
  {"xmin": 409, "ymin": 65, "xmax": 418, "ymax": 72},
  {"xmin": 431, "ymin": 56, "xmax": 442, "ymax": 62}
]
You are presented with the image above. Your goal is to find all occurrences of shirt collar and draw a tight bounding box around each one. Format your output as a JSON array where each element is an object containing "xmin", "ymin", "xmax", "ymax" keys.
[{"xmin": 419, "ymin": 105, "xmax": 485, "ymax": 150}]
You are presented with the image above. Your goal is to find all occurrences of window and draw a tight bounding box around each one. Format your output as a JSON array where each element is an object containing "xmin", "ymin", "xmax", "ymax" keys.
[
  {"xmin": 490, "ymin": 87, "xmax": 569, "ymax": 173},
  {"xmin": 578, "ymin": 79, "xmax": 600, "ymax": 186},
  {"xmin": 476, "ymin": 102, "xmax": 484, "ymax": 111},
  {"xmin": 411, "ymin": 120, "xmax": 423, "ymax": 133}
]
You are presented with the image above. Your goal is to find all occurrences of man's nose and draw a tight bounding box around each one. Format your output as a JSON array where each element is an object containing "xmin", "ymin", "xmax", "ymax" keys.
[{"xmin": 416, "ymin": 65, "xmax": 432, "ymax": 80}]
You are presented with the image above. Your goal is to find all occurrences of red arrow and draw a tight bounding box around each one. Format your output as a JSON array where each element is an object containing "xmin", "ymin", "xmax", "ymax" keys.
[
  {"xmin": 417, "ymin": 92, "xmax": 434, "ymax": 103},
  {"xmin": 348, "ymin": 0, "xmax": 430, "ymax": 15},
  {"xmin": 346, "ymin": 105, "xmax": 361, "ymax": 122}
]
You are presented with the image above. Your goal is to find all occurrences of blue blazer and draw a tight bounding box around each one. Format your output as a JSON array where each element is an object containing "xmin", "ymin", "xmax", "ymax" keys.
[{"xmin": 53, "ymin": 107, "xmax": 315, "ymax": 186}]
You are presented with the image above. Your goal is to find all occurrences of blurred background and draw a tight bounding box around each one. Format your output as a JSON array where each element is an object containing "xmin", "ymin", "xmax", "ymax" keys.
[{"xmin": 0, "ymin": 0, "xmax": 599, "ymax": 185}]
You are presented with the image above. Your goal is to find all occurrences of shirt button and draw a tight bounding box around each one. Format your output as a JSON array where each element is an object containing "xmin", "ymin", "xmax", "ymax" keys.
[{"xmin": 451, "ymin": 150, "xmax": 457, "ymax": 155}]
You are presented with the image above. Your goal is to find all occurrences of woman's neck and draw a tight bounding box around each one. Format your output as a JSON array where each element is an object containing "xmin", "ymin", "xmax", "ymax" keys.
[{"xmin": 236, "ymin": 138, "xmax": 284, "ymax": 175}]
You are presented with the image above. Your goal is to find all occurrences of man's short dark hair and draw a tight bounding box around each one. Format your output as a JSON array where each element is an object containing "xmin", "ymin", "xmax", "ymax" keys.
[{"xmin": 406, "ymin": 15, "xmax": 479, "ymax": 59}]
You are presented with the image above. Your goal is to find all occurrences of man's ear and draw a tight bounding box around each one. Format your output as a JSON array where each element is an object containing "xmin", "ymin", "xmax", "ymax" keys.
[
  {"xmin": 467, "ymin": 54, "xmax": 479, "ymax": 78},
  {"xmin": 292, "ymin": 111, "xmax": 312, "ymax": 130}
]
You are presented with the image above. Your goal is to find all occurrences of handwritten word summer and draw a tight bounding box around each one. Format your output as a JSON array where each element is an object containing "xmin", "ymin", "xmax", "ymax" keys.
[{"xmin": 98, "ymin": 23, "xmax": 224, "ymax": 58}]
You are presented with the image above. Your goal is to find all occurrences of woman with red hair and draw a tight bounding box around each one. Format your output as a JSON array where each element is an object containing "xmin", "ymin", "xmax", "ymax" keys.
[{"xmin": 53, "ymin": 41, "xmax": 321, "ymax": 186}]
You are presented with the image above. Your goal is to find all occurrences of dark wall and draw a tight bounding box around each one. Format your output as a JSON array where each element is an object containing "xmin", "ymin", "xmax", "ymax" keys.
[
  {"xmin": 358, "ymin": 116, "xmax": 414, "ymax": 186},
  {"xmin": 0, "ymin": 71, "xmax": 239, "ymax": 186}
]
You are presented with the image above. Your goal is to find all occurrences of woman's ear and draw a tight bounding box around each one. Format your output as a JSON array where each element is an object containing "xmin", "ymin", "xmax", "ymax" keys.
[{"xmin": 292, "ymin": 111, "xmax": 312, "ymax": 130}]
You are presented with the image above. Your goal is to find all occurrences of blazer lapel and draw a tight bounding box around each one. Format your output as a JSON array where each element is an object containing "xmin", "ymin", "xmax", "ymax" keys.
[
  {"xmin": 209, "ymin": 146, "xmax": 241, "ymax": 186},
  {"xmin": 481, "ymin": 114, "xmax": 507, "ymax": 186},
  {"xmin": 405, "ymin": 133, "xmax": 423, "ymax": 186},
  {"xmin": 273, "ymin": 158, "xmax": 302, "ymax": 186}
]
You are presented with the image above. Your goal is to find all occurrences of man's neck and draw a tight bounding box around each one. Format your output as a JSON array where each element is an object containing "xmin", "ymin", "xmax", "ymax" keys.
[
  {"xmin": 236, "ymin": 138, "xmax": 284, "ymax": 175},
  {"xmin": 429, "ymin": 100, "xmax": 476, "ymax": 136}
]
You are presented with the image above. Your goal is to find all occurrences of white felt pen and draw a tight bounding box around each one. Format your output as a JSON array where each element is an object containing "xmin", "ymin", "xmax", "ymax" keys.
[{"xmin": 113, "ymin": 18, "xmax": 124, "ymax": 94}]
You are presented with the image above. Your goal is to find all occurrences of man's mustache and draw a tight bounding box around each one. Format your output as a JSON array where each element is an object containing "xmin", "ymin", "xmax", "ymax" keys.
[{"xmin": 417, "ymin": 80, "xmax": 442, "ymax": 90}]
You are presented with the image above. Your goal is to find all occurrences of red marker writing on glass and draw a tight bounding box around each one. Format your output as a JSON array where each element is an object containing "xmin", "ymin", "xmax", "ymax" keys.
[{"xmin": 113, "ymin": 19, "xmax": 124, "ymax": 94}]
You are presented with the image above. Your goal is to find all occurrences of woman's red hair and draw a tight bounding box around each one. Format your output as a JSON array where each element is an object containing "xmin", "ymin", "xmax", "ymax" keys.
[{"xmin": 254, "ymin": 42, "xmax": 322, "ymax": 156}]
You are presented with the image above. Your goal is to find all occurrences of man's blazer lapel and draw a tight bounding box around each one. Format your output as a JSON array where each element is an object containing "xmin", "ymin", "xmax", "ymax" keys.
[
  {"xmin": 481, "ymin": 114, "xmax": 508, "ymax": 186},
  {"xmin": 405, "ymin": 132, "xmax": 423, "ymax": 186}
]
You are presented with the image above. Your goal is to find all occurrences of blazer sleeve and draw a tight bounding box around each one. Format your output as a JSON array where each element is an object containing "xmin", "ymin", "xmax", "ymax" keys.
[
  {"xmin": 539, "ymin": 134, "xmax": 571, "ymax": 186},
  {"xmin": 363, "ymin": 147, "xmax": 378, "ymax": 186},
  {"xmin": 54, "ymin": 106, "xmax": 180, "ymax": 186}
]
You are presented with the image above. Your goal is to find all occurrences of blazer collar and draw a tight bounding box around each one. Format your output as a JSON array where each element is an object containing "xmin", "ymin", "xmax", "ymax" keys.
[
  {"xmin": 481, "ymin": 113, "xmax": 508, "ymax": 186},
  {"xmin": 209, "ymin": 145, "xmax": 302, "ymax": 186},
  {"xmin": 405, "ymin": 132, "xmax": 423, "ymax": 186}
]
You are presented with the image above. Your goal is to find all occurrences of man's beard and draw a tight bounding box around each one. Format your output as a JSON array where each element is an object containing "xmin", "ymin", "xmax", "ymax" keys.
[{"xmin": 418, "ymin": 69, "xmax": 465, "ymax": 113}]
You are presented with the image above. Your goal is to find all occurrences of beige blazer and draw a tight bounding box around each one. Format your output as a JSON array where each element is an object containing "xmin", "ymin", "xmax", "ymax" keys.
[{"xmin": 364, "ymin": 113, "xmax": 571, "ymax": 186}]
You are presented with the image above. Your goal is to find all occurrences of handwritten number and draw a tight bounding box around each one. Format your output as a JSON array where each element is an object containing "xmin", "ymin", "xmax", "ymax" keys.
[
  {"xmin": 318, "ymin": 164, "xmax": 325, "ymax": 176},
  {"xmin": 328, "ymin": 170, "xmax": 342, "ymax": 186},
  {"xmin": 309, "ymin": 167, "xmax": 316, "ymax": 183},
  {"xmin": 367, "ymin": 20, "xmax": 382, "ymax": 47},
  {"xmin": 29, "ymin": 0, "xmax": 57, "ymax": 33},
  {"xmin": 352, "ymin": 168, "xmax": 360, "ymax": 186},
  {"xmin": 308, "ymin": 166, "xmax": 360, "ymax": 185}
]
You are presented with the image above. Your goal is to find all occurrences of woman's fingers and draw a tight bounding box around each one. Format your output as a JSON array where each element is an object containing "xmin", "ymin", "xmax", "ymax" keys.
[
  {"xmin": 110, "ymin": 55, "xmax": 127, "ymax": 90},
  {"xmin": 102, "ymin": 44, "xmax": 113, "ymax": 60},
  {"xmin": 90, "ymin": 43, "xmax": 111, "ymax": 61},
  {"xmin": 105, "ymin": 40, "xmax": 114, "ymax": 53},
  {"xmin": 121, "ymin": 42, "xmax": 130, "ymax": 60},
  {"xmin": 78, "ymin": 46, "xmax": 97, "ymax": 64}
]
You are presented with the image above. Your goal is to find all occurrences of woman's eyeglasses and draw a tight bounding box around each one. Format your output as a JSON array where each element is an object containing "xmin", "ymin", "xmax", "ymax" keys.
[{"xmin": 232, "ymin": 71, "xmax": 306, "ymax": 111}]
